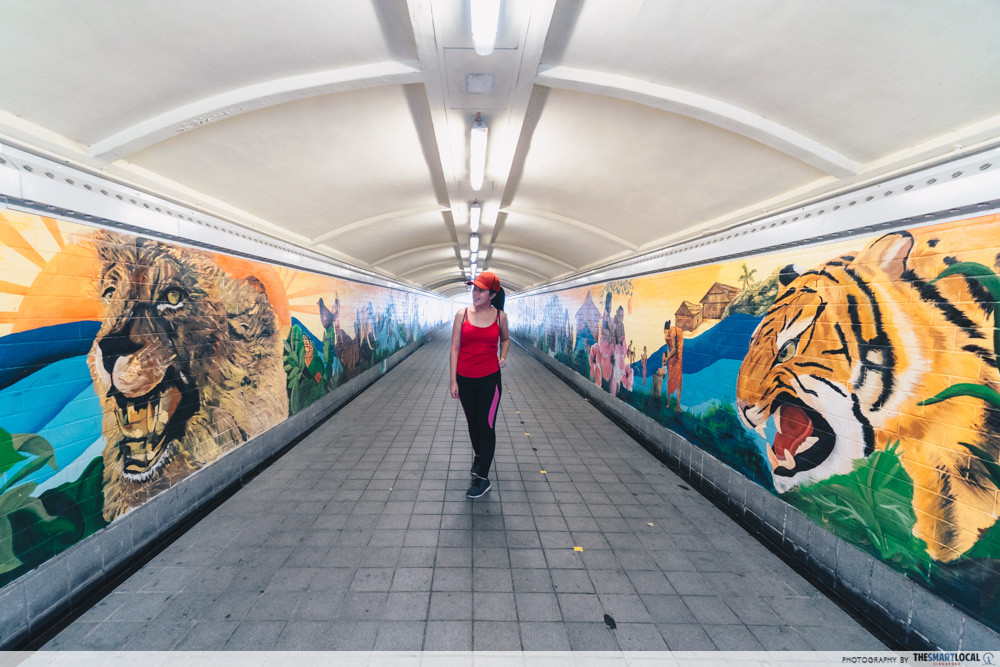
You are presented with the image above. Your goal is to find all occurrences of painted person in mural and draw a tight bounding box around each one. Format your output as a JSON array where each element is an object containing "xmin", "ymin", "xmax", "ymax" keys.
[
  {"xmin": 663, "ymin": 319, "xmax": 684, "ymax": 411},
  {"xmin": 450, "ymin": 271, "xmax": 509, "ymax": 499},
  {"xmin": 589, "ymin": 292, "xmax": 634, "ymax": 396}
]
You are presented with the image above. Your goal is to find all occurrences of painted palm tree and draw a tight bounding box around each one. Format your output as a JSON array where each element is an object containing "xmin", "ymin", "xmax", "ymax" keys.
[{"xmin": 738, "ymin": 264, "xmax": 757, "ymax": 291}]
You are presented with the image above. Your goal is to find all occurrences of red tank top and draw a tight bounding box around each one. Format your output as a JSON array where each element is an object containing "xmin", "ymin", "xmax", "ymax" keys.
[{"xmin": 457, "ymin": 308, "xmax": 500, "ymax": 378}]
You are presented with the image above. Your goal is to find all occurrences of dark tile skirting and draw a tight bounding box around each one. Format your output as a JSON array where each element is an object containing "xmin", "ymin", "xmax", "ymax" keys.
[{"xmin": 513, "ymin": 337, "xmax": 1000, "ymax": 651}]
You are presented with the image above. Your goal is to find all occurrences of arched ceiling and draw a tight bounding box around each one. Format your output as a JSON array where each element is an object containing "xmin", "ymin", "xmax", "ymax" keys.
[{"xmin": 1, "ymin": 0, "xmax": 998, "ymax": 301}]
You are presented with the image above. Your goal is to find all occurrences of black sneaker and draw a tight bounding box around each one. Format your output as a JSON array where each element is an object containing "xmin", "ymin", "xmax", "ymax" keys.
[{"xmin": 466, "ymin": 477, "xmax": 491, "ymax": 499}]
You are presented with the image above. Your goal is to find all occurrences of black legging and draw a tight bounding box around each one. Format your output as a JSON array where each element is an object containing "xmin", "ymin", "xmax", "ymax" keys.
[{"xmin": 456, "ymin": 370, "xmax": 502, "ymax": 479}]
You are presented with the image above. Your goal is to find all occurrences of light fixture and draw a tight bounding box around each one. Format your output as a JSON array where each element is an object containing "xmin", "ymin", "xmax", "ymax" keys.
[
  {"xmin": 471, "ymin": 250, "xmax": 478, "ymax": 263},
  {"xmin": 470, "ymin": 233, "xmax": 480, "ymax": 253},
  {"xmin": 469, "ymin": 200, "xmax": 481, "ymax": 233},
  {"xmin": 470, "ymin": 113, "xmax": 487, "ymax": 191},
  {"xmin": 471, "ymin": 0, "xmax": 501, "ymax": 56},
  {"xmin": 470, "ymin": 262, "xmax": 478, "ymax": 277}
]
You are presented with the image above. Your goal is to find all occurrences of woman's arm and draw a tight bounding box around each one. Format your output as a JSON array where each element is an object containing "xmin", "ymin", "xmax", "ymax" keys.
[
  {"xmin": 450, "ymin": 310, "xmax": 463, "ymax": 398},
  {"xmin": 498, "ymin": 310, "xmax": 510, "ymax": 368}
]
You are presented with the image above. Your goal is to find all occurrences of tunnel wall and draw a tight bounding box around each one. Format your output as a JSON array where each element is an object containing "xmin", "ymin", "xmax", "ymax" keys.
[
  {"xmin": 0, "ymin": 202, "xmax": 450, "ymax": 647},
  {"xmin": 507, "ymin": 211, "xmax": 1000, "ymax": 649}
]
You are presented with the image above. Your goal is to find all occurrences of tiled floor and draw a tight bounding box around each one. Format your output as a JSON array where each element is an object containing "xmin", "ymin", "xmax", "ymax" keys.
[{"xmin": 42, "ymin": 334, "xmax": 886, "ymax": 651}]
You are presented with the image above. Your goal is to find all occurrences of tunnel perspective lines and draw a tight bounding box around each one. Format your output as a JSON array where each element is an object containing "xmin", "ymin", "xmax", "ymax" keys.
[{"xmin": 40, "ymin": 335, "xmax": 885, "ymax": 651}]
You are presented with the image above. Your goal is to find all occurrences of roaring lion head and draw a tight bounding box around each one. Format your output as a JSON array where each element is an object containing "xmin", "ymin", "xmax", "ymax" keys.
[{"xmin": 88, "ymin": 232, "xmax": 288, "ymax": 520}]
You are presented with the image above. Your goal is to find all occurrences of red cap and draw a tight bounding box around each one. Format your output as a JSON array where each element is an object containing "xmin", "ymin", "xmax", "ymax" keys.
[{"xmin": 467, "ymin": 270, "xmax": 500, "ymax": 292}]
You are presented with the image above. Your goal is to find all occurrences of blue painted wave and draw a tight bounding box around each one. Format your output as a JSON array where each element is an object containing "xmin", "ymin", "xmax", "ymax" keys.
[
  {"xmin": 0, "ymin": 354, "xmax": 103, "ymax": 489},
  {"xmin": 0, "ymin": 321, "xmax": 101, "ymax": 390}
]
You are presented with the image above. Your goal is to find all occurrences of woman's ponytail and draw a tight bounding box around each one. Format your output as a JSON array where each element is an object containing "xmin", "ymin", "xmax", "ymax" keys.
[{"xmin": 491, "ymin": 286, "xmax": 505, "ymax": 311}]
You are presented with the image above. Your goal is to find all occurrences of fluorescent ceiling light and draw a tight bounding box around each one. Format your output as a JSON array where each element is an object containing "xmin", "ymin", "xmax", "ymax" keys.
[
  {"xmin": 471, "ymin": 250, "xmax": 478, "ymax": 262},
  {"xmin": 470, "ymin": 115, "xmax": 487, "ymax": 191},
  {"xmin": 470, "ymin": 200, "xmax": 481, "ymax": 233},
  {"xmin": 470, "ymin": 262, "xmax": 478, "ymax": 277},
  {"xmin": 471, "ymin": 0, "xmax": 501, "ymax": 56},
  {"xmin": 470, "ymin": 233, "xmax": 480, "ymax": 253}
]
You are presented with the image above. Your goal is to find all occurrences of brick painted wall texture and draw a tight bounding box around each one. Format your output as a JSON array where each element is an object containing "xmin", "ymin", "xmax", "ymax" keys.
[
  {"xmin": 0, "ymin": 206, "xmax": 449, "ymax": 590},
  {"xmin": 508, "ymin": 213, "xmax": 1000, "ymax": 634}
]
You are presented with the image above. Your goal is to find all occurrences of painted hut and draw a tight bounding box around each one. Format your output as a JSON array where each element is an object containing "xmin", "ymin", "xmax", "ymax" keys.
[
  {"xmin": 700, "ymin": 282, "xmax": 740, "ymax": 319},
  {"xmin": 675, "ymin": 301, "xmax": 703, "ymax": 332}
]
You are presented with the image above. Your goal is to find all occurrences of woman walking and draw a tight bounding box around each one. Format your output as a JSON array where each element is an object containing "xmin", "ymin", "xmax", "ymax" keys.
[{"xmin": 450, "ymin": 271, "xmax": 509, "ymax": 499}]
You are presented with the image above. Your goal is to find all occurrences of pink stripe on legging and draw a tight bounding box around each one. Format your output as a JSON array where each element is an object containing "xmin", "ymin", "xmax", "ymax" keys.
[{"xmin": 488, "ymin": 385, "xmax": 500, "ymax": 429}]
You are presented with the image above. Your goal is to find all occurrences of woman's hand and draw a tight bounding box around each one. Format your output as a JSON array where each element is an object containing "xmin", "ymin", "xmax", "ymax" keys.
[
  {"xmin": 450, "ymin": 381, "xmax": 459, "ymax": 399},
  {"xmin": 499, "ymin": 357, "xmax": 507, "ymax": 368}
]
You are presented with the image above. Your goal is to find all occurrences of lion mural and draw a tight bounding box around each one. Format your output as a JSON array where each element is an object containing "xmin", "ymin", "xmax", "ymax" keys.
[
  {"xmin": 735, "ymin": 230, "xmax": 1000, "ymax": 561},
  {"xmin": 88, "ymin": 232, "xmax": 288, "ymax": 520}
]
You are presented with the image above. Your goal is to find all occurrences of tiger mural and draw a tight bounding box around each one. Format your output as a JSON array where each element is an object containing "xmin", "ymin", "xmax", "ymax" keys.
[{"xmin": 735, "ymin": 228, "xmax": 1000, "ymax": 562}]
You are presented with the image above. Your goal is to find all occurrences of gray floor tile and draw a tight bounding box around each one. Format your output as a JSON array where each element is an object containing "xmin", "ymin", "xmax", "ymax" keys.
[
  {"xmin": 658, "ymin": 622, "xmax": 717, "ymax": 650},
  {"xmin": 474, "ymin": 620, "xmax": 521, "ymax": 650},
  {"xmin": 473, "ymin": 591, "xmax": 517, "ymax": 620},
  {"xmin": 613, "ymin": 622, "xmax": 669, "ymax": 650},
  {"xmin": 223, "ymin": 620, "xmax": 286, "ymax": 649},
  {"xmin": 374, "ymin": 620, "xmax": 426, "ymax": 650},
  {"xmin": 520, "ymin": 621, "xmax": 571, "ymax": 650},
  {"xmin": 565, "ymin": 621, "xmax": 621, "ymax": 650},
  {"xmin": 424, "ymin": 620, "xmax": 472, "ymax": 650},
  {"xmin": 175, "ymin": 620, "xmax": 239, "ymax": 650},
  {"xmin": 515, "ymin": 592, "xmax": 561, "ymax": 621},
  {"xmin": 429, "ymin": 591, "xmax": 472, "ymax": 620},
  {"xmin": 385, "ymin": 591, "xmax": 430, "ymax": 620}
]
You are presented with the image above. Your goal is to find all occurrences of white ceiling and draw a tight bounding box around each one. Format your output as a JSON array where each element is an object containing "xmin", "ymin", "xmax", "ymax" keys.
[{"xmin": 1, "ymin": 0, "xmax": 998, "ymax": 297}]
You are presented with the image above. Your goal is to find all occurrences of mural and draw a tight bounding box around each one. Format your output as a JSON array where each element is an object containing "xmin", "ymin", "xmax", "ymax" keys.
[
  {"xmin": 0, "ymin": 206, "xmax": 447, "ymax": 586},
  {"xmin": 508, "ymin": 213, "xmax": 1000, "ymax": 633}
]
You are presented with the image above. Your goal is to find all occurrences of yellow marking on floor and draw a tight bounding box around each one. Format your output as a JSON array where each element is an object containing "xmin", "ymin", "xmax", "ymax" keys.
[
  {"xmin": 573, "ymin": 546, "xmax": 583, "ymax": 552},
  {"xmin": 540, "ymin": 470, "xmax": 546, "ymax": 474}
]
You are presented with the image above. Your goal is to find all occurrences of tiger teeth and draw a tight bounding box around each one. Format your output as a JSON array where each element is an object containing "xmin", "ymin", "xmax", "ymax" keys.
[
  {"xmin": 780, "ymin": 448, "xmax": 796, "ymax": 469},
  {"xmin": 797, "ymin": 436, "xmax": 818, "ymax": 454},
  {"xmin": 755, "ymin": 423, "xmax": 766, "ymax": 438}
]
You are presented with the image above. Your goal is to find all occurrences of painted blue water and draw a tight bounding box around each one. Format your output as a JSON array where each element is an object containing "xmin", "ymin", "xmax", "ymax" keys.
[{"xmin": 0, "ymin": 354, "xmax": 102, "ymax": 490}]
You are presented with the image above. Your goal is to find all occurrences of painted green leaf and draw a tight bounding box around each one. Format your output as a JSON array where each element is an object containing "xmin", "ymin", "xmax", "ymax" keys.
[
  {"xmin": 0, "ymin": 483, "xmax": 36, "ymax": 515},
  {"xmin": 0, "ymin": 427, "xmax": 26, "ymax": 475},
  {"xmin": 12, "ymin": 433, "xmax": 55, "ymax": 463},
  {"xmin": 0, "ymin": 452, "xmax": 56, "ymax": 494},
  {"xmin": 918, "ymin": 383, "xmax": 1000, "ymax": 409},
  {"xmin": 0, "ymin": 518, "xmax": 21, "ymax": 575},
  {"xmin": 932, "ymin": 262, "xmax": 1000, "ymax": 301}
]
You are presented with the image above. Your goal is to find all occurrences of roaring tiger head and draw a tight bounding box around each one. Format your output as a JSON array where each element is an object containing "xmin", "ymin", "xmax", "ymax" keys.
[
  {"xmin": 88, "ymin": 232, "xmax": 288, "ymax": 520},
  {"xmin": 736, "ymin": 231, "xmax": 1000, "ymax": 561}
]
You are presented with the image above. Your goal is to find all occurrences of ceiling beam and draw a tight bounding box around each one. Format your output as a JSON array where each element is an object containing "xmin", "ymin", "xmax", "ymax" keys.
[
  {"xmin": 536, "ymin": 65, "xmax": 862, "ymax": 178},
  {"xmin": 398, "ymin": 257, "xmax": 464, "ymax": 279},
  {"xmin": 371, "ymin": 242, "xmax": 458, "ymax": 266},
  {"xmin": 502, "ymin": 206, "xmax": 639, "ymax": 250},
  {"xmin": 311, "ymin": 206, "xmax": 447, "ymax": 243},
  {"xmin": 89, "ymin": 62, "xmax": 423, "ymax": 162},
  {"xmin": 482, "ymin": 259, "xmax": 550, "ymax": 281},
  {"xmin": 489, "ymin": 243, "xmax": 576, "ymax": 270}
]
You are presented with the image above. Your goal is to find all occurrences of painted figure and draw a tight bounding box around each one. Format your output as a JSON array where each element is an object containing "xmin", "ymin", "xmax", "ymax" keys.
[
  {"xmin": 589, "ymin": 295, "xmax": 633, "ymax": 396},
  {"xmin": 663, "ymin": 319, "xmax": 683, "ymax": 411}
]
